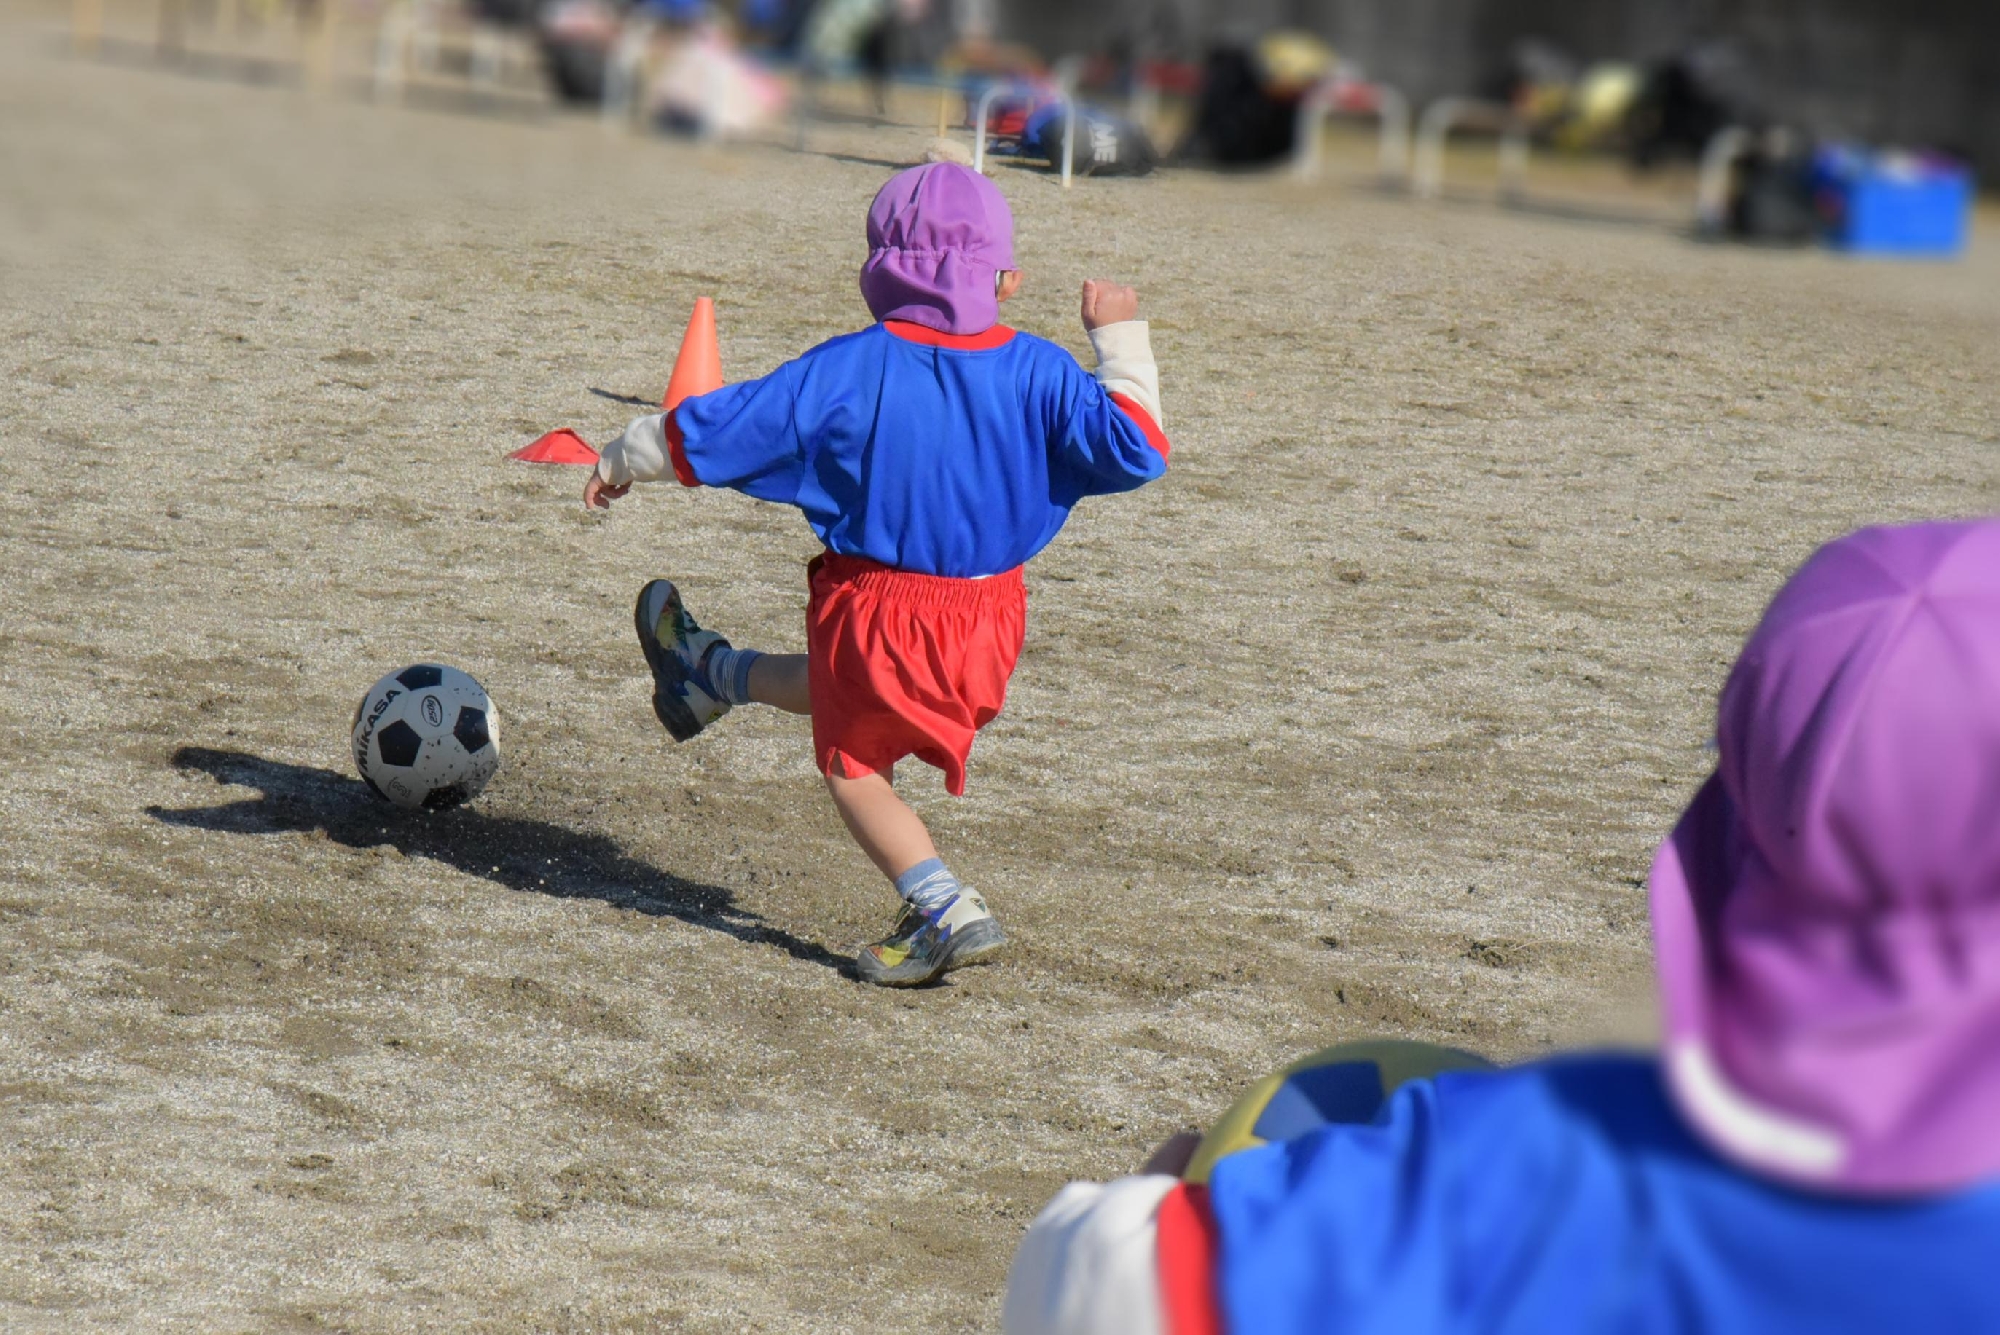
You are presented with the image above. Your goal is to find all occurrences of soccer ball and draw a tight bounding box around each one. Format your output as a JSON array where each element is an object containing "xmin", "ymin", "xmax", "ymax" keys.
[
  {"xmin": 350, "ymin": 664, "xmax": 500, "ymax": 810},
  {"xmin": 1182, "ymin": 1040, "xmax": 1494, "ymax": 1184}
]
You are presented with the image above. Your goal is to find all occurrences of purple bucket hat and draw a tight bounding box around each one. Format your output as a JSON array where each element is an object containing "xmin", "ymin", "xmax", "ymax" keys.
[
  {"xmin": 1651, "ymin": 519, "xmax": 2000, "ymax": 1195},
  {"xmin": 859, "ymin": 164, "xmax": 1016, "ymax": 336}
]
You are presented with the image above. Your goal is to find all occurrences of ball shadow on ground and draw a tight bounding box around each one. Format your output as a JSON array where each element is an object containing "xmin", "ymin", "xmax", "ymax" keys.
[{"xmin": 148, "ymin": 746, "xmax": 851, "ymax": 976}]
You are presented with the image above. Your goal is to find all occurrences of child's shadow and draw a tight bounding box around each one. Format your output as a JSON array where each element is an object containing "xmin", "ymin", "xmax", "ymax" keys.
[{"xmin": 147, "ymin": 747, "xmax": 851, "ymax": 977}]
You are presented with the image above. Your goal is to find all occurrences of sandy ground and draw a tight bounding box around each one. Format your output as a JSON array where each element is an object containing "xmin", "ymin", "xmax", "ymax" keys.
[{"xmin": 2, "ymin": 14, "xmax": 1997, "ymax": 1331}]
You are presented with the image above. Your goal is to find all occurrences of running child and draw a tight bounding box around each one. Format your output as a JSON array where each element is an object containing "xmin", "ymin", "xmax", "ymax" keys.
[{"xmin": 583, "ymin": 163, "xmax": 1170, "ymax": 986}]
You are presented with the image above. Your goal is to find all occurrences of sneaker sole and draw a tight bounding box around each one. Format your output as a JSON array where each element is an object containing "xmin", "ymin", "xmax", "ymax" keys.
[
  {"xmin": 633, "ymin": 581, "xmax": 705, "ymax": 742},
  {"xmin": 855, "ymin": 918, "xmax": 1008, "ymax": 987}
]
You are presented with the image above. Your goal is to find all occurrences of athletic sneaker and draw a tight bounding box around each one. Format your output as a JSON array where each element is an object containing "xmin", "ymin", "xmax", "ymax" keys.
[
  {"xmin": 633, "ymin": 579, "xmax": 731, "ymax": 742},
  {"xmin": 854, "ymin": 888, "xmax": 1007, "ymax": 987}
]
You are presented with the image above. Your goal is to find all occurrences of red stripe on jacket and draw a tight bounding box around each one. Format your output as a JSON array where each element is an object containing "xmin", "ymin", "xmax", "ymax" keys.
[
  {"xmin": 666, "ymin": 409, "xmax": 699, "ymax": 488},
  {"xmin": 1156, "ymin": 1183, "xmax": 1223, "ymax": 1335},
  {"xmin": 1109, "ymin": 391, "xmax": 1171, "ymax": 460}
]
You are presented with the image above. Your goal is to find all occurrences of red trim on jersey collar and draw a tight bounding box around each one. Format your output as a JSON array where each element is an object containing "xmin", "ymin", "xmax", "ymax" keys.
[{"xmin": 883, "ymin": 320, "xmax": 1016, "ymax": 350}]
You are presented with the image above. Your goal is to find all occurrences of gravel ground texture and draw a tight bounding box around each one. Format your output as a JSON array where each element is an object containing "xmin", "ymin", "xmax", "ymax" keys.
[{"xmin": 3, "ymin": 15, "xmax": 1997, "ymax": 1332}]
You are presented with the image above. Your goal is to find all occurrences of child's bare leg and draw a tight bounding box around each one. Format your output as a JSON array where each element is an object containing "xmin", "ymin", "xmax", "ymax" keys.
[
  {"xmin": 824, "ymin": 766, "xmax": 939, "ymax": 879},
  {"xmin": 833, "ymin": 763, "xmax": 1006, "ymax": 986},
  {"xmin": 744, "ymin": 654, "xmax": 812, "ymax": 715}
]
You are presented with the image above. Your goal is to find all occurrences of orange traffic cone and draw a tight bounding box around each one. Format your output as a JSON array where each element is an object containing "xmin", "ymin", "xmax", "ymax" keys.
[{"xmin": 663, "ymin": 296, "xmax": 724, "ymax": 411}]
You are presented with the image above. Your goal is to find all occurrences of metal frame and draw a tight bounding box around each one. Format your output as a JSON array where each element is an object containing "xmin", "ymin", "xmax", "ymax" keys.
[
  {"xmin": 600, "ymin": 15, "xmax": 655, "ymax": 131},
  {"xmin": 373, "ymin": 0, "xmax": 527, "ymax": 105},
  {"xmin": 1293, "ymin": 74, "xmax": 1411, "ymax": 186},
  {"xmin": 972, "ymin": 80, "xmax": 1076, "ymax": 189},
  {"xmin": 373, "ymin": 0, "xmax": 411, "ymax": 99},
  {"xmin": 1413, "ymin": 97, "xmax": 1529, "ymax": 202},
  {"xmin": 103, "ymin": 0, "xmax": 343, "ymax": 86}
]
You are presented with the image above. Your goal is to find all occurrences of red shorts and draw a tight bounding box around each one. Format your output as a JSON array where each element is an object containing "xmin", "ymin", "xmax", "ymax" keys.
[{"xmin": 806, "ymin": 552, "xmax": 1027, "ymax": 796}]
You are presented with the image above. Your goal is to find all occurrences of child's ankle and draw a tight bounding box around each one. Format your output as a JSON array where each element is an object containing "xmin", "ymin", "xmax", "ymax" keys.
[
  {"xmin": 701, "ymin": 644, "xmax": 763, "ymax": 706},
  {"xmin": 894, "ymin": 857, "xmax": 962, "ymax": 913}
]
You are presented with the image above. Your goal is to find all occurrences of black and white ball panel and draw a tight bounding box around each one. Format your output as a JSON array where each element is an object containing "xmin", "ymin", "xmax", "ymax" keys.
[{"xmin": 351, "ymin": 663, "xmax": 500, "ymax": 810}]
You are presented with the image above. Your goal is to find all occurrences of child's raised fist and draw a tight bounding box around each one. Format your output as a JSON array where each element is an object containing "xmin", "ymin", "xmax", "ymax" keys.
[{"xmin": 1080, "ymin": 279, "xmax": 1140, "ymax": 331}]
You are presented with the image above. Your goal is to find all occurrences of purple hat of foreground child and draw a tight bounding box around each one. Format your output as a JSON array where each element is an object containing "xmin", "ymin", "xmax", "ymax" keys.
[
  {"xmin": 858, "ymin": 164, "xmax": 1016, "ymax": 335},
  {"xmin": 1651, "ymin": 519, "xmax": 2000, "ymax": 1196}
]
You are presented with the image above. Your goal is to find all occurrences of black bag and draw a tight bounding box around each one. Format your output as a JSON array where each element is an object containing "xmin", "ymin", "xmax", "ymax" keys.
[
  {"xmin": 539, "ymin": 37, "xmax": 608, "ymax": 103},
  {"xmin": 1028, "ymin": 106, "xmax": 1158, "ymax": 178},
  {"xmin": 1730, "ymin": 151, "xmax": 1818, "ymax": 245},
  {"xmin": 1171, "ymin": 45, "xmax": 1296, "ymax": 166}
]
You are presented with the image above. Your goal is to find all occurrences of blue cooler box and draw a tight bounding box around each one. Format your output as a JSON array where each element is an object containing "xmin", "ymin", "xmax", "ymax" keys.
[{"xmin": 1814, "ymin": 147, "xmax": 1973, "ymax": 256}]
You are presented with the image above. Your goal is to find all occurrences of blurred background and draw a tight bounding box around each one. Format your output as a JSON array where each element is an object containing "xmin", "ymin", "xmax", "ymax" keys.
[
  {"xmin": 1005, "ymin": 0, "xmax": 1996, "ymax": 174},
  {"xmin": 35, "ymin": 0, "xmax": 1993, "ymax": 253}
]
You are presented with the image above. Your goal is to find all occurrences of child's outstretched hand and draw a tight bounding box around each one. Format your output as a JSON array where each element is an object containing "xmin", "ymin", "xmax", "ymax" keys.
[
  {"xmin": 583, "ymin": 473, "xmax": 630, "ymax": 510},
  {"xmin": 1080, "ymin": 279, "xmax": 1139, "ymax": 331}
]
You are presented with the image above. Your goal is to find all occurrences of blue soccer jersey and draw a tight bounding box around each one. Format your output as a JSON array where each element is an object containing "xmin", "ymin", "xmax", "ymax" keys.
[
  {"xmin": 663, "ymin": 321, "xmax": 1168, "ymax": 579},
  {"xmin": 1203, "ymin": 1055, "xmax": 2000, "ymax": 1334}
]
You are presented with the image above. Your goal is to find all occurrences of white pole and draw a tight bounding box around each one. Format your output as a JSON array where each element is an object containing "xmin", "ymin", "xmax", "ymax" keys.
[
  {"xmin": 412, "ymin": 0, "xmax": 440, "ymax": 72},
  {"xmin": 699, "ymin": 28, "xmax": 726, "ymax": 143},
  {"xmin": 1059, "ymin": 95, "xmax": 1074, "ymax": 189},
  {"xmin": 1375, "ymin": 85, "xmax": 1409, "ymax": 186},
  {"xmin": 470, "ymin": 24, "xmax": 504, "ymax": 93},
  {"xmin": 1051, "ymin": 58, "xmax": 1080, "ymax": 190},
  {"xmin": 1292, "ymin": 79, "xmax": 1332, "ymax": 181},
  {"xmin": 1498, "ymin": 116, "xmax": 1529, "ymax": 203},
  {"xmin": 1696, "ymin": 126, "xmax": 1754, "ymax": 234},
  {"xmin": 972, "ymin": 81, "xmax": 1004, "ymax": 174},
  {"xmin": 373, "ymin": 0, "xmax": 409, "ymax": 102},
  {"xmin": 1414, "ymin": 97, "xmax": 1464, "ymax": 198},
  {"xmin": 1415, "ymin": 97, "xmax": 1515, "ymax": 200},
  {"xmin": 602, "ymin": 17, "xmax": 650, "ymax": 132}
]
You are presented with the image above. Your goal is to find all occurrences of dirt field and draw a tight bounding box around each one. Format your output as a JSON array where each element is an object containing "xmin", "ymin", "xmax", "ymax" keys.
[{"xmin": 2, "ymin": 15, "xmax": 1996, "ymax": 1331}]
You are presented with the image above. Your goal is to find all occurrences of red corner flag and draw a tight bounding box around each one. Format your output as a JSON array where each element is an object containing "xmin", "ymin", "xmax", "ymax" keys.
[{"xmin": 664, "ymin": 296, "xmax": 723, "ymax": 411}]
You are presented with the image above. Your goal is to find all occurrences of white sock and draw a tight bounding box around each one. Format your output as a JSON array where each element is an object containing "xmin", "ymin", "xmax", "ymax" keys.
[
  {"xmin": 700, "ymin": 644, "xmax": 763, "ymax": 705},
  {"xmin": 894, "ymin": 858, "xmax": 963, "ymax": 914}
]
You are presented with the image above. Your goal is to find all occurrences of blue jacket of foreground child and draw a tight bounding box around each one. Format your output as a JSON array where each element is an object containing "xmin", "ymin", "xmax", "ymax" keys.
[
  {"xmin": 649, "ymin": 321, "xmax": 1170, "ymax": 580},
  {"xmin": 1204, "ymin": 1055, "xmax": 2000, "ymax": 1334},
  {"xmin": 1006, "ymin": 1055, "xmax": 2000, "ymax": 1335},
  {"xmin": 1006, "ymin": 521, "xmax": 2000, "ymax": 1335}
]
